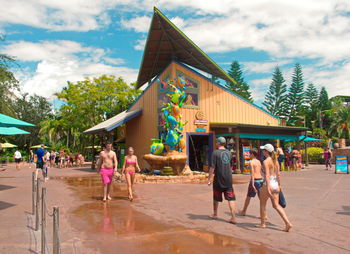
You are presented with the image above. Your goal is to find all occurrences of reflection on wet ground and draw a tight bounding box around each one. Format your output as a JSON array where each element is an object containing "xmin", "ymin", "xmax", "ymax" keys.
[{"xmin": 64, "ymin": 176, "xmax": 280, "ymax": 254}]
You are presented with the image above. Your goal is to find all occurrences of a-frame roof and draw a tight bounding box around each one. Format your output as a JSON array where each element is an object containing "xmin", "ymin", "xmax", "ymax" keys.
[{"xmin": 136, "ymin": 7, "xmax": 236, "ymax": 88}]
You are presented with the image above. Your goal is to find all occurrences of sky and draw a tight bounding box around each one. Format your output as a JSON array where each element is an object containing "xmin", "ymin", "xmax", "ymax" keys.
[{"xmin": 0, "ymin": 0, "xmax": 349, "ymax": 107}]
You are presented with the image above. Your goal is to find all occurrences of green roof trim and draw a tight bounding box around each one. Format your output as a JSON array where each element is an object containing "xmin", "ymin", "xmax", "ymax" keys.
[{"xmin": 153, "ymin": 7, "xmax": 237, "ymax": 85}]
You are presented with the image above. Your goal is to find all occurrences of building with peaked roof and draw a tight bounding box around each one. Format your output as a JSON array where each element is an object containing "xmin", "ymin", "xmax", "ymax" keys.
[{"xmin": 85, "ymin": 7, "xmax": 307, "ymax": 171}]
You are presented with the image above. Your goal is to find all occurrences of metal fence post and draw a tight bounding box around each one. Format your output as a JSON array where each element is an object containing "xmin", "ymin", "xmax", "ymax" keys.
[
  {"xmin": 53, "ymin": 206, "xmax": 60, "ymax": 254},
  {"xmin": 35, "ymin": 179, "xmax": 40, "ymax": 231},
  {"xmin": 41, "ymin": 187, "xmax": 46, "ymax": 254},
  {"xmin": 32, "ymin": 172, "xmax": 35, "ymax": 215}
]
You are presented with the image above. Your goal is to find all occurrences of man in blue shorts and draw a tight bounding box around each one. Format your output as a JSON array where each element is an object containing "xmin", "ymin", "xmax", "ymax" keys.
[
  {"xmin": 208, "ymin": 137, "xmax": 237, "ymax": 224},
  {"xmin": 239, "ymin": 148, "xmax": 264, "ymax": 216}
]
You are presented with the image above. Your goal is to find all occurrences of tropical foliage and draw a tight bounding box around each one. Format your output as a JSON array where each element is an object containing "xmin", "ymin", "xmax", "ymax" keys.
[{"xmin": 39, "ymin": 75, "xmax": 141, "ymax": 152}]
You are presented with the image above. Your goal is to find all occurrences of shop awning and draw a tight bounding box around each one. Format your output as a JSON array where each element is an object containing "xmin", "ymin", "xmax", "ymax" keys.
[
  {"xmin": 284, "ymin": 136, "xmax": 322, "ymax": 142},
  {"xmin": 239, "ymin": 133, "xmax": 299, "ymax": 140},
  {"xmin": 84, "ymin": 110, "xmax": 142, "ymax": 135},
  {"xmin": 0, "ymin": 127, "xmax": 30, "ymax": 135},
  {"xmin": 0, "ymin": 113, "xmax": 35, "ymax": 127},
  {"xmin": 0, "ymin": 142, "xmax": 17, "ymax": 148}
]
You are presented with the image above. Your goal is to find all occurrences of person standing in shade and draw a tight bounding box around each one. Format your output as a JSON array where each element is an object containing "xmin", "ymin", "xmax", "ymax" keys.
[
  {"xmin": 14, "ymin": 149, "xmax": 22, "ymax": 170},
  {"xmin": 276, "ymin": 147, "xmax": 285, "ymax": 170},
  {"xmin": 97, "ymin": 142, "xmax": 118, "ymax": 202},
  {"xmin": 239, "ymin": 148, "xmax": 263, "ymax": 216},
  {"xmin": 323, "ymin": 147, "xmax": 332, "ymax": 170},
  {"xmin": 208, "ymin": 137, "xmax": 237, "ymax": 224},
  {"xmin": 35, "ymin": 145, "xmax": 45, "ymax": 180}
]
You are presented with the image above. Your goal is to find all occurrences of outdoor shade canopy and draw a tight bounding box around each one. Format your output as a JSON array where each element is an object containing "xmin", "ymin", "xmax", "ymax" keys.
[
  {"xmin": 84, "ymin": 109, "xmax": 142, "ymax": 135},
  {"xmin": 30, "ymin": 145, "xmax": 49, "ymax": 149},
  {"xmin": 0, "ymin": 127, "xmax": 30, "ymax": 135},
  {"xmin": 0, "ymin": 142, "xmax": 17, "ymax": 148},
  {"xmin": 85, "ymin": 145, "xmax": 102, "ymax": 149},
  {"xmin": 0, "ymin": 113, "xmax": 35, "ymax": 127},
  {"xmin": 136, "ymin": 7, "xmax": 236, "ymax": 88}
]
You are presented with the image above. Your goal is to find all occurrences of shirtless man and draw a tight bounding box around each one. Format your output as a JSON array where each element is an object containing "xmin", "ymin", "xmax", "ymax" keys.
[
  {"xmin": 97, "ymin": 142, "xmax": 118, "ymax": 202},
  {"xmin": 239, "ymin": 148, "xmax": 264, "ymax": 216}
]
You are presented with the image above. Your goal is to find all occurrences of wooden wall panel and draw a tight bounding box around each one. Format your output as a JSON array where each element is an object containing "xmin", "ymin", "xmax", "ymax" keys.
[
  {"xmin": 126, "ymin": 64, "xmax": 172, "ymax": 168},
  {"xmin": 126, "ymin": 61, "xmax": 278, "ymax": 168}
]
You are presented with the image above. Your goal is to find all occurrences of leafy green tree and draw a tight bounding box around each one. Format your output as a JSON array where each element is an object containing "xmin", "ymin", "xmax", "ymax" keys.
[
  {"xmin": 226, "ymin": 61, "xmax": 253, "ymax": 102},
  {"xmin": 8, "ymin": 94, "xmax": 52, "ymax": 148},
  {"xmin": 329, "ymin": 105, "xmax": 350, "ymax": 139},
  {"xmin": 0, "ymin": 36, "xmax": 19, "ymax": 115},
  {"xmin": 287, "ymin": 63, "xmax": 305, "ymax": 124},
  {"xmin": 50, "ymin": 75, "xmax": 141, "ymax": 150},
  {"xmin": 262, "ymin": 67, "xmax": 287, "ymax": 117}
]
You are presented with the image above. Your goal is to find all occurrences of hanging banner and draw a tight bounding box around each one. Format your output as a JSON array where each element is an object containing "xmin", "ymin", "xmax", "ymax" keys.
[{"xmin": 335, "ymin": 156, "xmax": 349, "ymax": 174}]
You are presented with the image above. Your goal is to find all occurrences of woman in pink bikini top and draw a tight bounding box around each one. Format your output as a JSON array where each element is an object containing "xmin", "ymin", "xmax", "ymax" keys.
[{"xmin": 122, "ymin": 147, "xmax": 141, "ymax": 201}]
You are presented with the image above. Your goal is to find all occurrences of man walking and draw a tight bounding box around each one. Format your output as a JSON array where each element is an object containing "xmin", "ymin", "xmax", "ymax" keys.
[
  {"xmin": 208, "ymin": 137, "xmax": 237, "ymax": 224},
  {"xmin": 97, "ymin": 142, "xmax": 118, "ymax": 202},
  {"xmin": 239, "ymin": 148, "xmax": 263, "ymax": 216},
  {"xmin": 35, "ymin": 145, "xmax": 45, "ymax": 180},
  {"xmin": 14, "ymin": 149, "xmax": 22, "ymax": 170}
]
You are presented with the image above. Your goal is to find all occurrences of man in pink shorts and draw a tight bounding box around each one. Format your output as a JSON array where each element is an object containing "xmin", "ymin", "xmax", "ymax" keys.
[{"xmin": 97, "ymin": 142, "xmax": 118, "ymax": 202}]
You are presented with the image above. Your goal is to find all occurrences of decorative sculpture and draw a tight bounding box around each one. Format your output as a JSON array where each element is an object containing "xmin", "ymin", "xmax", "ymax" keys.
[{"xmin": 144, "ymin": 75, "xmax": 189, "ymax": 174}]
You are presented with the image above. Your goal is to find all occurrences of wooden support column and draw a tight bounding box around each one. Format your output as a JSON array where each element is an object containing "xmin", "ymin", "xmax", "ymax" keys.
[
  {"xmin": 304, "ymin": 131, "xmax": 309, "ymax": 167},
  {"xmin": 91, "ymin": 134, "xmax": 96, "ymax": 170},
  {"xmin": 235, "ymin": 133, "xmax": 241, "ymax": 173}
]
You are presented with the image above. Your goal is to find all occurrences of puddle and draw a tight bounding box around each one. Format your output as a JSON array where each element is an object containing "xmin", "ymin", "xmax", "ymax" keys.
[{"xmin": 64, "ymin": 177, "xmax": 280, "ymax": 254}]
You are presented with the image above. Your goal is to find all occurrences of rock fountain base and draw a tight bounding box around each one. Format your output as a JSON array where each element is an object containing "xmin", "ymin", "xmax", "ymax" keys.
[{"xmin": 143, "ymin": 150, "xmax": 187, "ymax": 175}]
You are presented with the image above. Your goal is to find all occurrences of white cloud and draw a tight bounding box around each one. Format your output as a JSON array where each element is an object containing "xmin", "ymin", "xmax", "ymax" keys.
[
  {"xmin": 0, "ymin": 0, "xmax": 120, "ymax": 31},
  {"xmin": 2, "ymin": 40, "xmax": 138, "ymax": 97},
  {"xmin": 243, "ymin": 60, "xmax": 292, "ymax": 74},
  {"xmin": 134, "ymin": 39, "xmax": 146, "ymax": 50},
  {"xmin": 120, "ymin": 16, "xmax": 151, "ymax": 33}
]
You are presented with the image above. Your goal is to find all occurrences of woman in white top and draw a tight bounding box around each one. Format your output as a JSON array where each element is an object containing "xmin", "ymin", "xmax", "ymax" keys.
[
  {"xmin": 14, "ymin": 150, "xmax": 22, "ymax": 170},
  {"xmin": 257, "ymin": 144, "xmax": 292, "ymax": 232}
]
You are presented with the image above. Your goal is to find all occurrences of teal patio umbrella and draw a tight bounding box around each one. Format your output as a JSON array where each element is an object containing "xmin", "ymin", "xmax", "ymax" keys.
[
  {"xmin": 0, "ymin": 127, "xmax": 30, "ymax": 135},
  {"xmin": 0, "ymin": 113, "xmax": 35, "ymax": 127}
]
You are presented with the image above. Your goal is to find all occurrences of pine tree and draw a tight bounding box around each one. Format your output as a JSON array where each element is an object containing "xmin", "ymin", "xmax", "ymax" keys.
[
  {"xmin": 262, "ymin": 67, "xmax": 287, "ymax": 117},
  {"xmin": 304, "ymin": 83, "xmax": 318, "ymax": 108},
  {"xmin": 226, "ymin": 61, "xmax": 253, "ymax": 102},
  {"xmin": 318, "ymin": 86, "xmax": 331, "ymax": 111},
  {"xmin": 287, "ymin": 63, "xmax": 305, "ymax": 123}
]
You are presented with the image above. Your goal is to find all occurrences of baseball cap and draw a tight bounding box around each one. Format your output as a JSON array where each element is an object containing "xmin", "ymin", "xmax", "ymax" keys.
[
  {"xmin": 260, "ymin": 144, "xmax": 274, "ymax": 153},
  {"xmin": 217, "ymin": 137, "xmax": 226, "ymax": 144}
]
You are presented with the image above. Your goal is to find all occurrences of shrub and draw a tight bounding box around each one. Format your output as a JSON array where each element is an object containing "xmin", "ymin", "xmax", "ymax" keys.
[{"xmin": 301, "ymin": 147, "xmax": 324, "ymax": 163}]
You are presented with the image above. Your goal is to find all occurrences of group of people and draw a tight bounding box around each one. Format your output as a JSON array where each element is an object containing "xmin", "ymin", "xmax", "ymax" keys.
[
  {"xmin": 208, "ymin": 137, "xmax": 293, "ymax": 232},
  {"xmin": 28, "ymin": 149, "xmax": 85, "ymax": 169},
  {"xmin": 96, "ymin": 142, "xmax": 140, "ymax": 202}
]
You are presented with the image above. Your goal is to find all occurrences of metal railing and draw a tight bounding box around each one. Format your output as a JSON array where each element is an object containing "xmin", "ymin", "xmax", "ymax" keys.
[{"xmin": 32, "ymin": 173, "xmax": 61, "ymax": 254}]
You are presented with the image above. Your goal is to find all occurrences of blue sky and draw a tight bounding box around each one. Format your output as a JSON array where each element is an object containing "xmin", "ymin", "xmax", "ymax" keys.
[{"xmin": 1, "ymin": 0, "xmax": 349, "ymax": 107}]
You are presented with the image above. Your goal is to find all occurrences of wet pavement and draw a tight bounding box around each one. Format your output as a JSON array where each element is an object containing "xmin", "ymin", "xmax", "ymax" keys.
[
  {"xmin": 65, "ymin": 176, "xmax": 281, "ymax": 254},
  {"xmin": 1, "ymin": 163, "xmax": 349, "ymax": 253}
]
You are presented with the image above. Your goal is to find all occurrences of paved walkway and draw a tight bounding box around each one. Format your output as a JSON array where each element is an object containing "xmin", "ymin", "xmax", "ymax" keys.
[{"xmin": 0, "ymin": 163, "xmax": 349, "ymax": 253}]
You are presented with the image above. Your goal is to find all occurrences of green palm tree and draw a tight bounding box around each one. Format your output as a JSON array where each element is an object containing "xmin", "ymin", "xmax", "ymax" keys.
[{"xmin": 329, "ymin": 106, "xmax": 350, "ymax": 139}]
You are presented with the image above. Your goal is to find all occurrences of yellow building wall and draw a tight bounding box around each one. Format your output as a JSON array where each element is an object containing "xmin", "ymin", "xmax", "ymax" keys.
[
  {"xmin": 126, "ymin": 64, "xmax": 172, "ymax": 168},
  {"xmin": 126, "ymin": 61, "xmax": 278, "ymax": 168},
  {"xmin": 171, "ymin": 62, "xmax": 278, "ymax": 139}
]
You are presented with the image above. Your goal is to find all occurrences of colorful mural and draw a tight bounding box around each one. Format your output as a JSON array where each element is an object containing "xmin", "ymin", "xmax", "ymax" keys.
[{"xmin": 176, "ymin": 70, "xmax": 200, "ymax": 108}]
